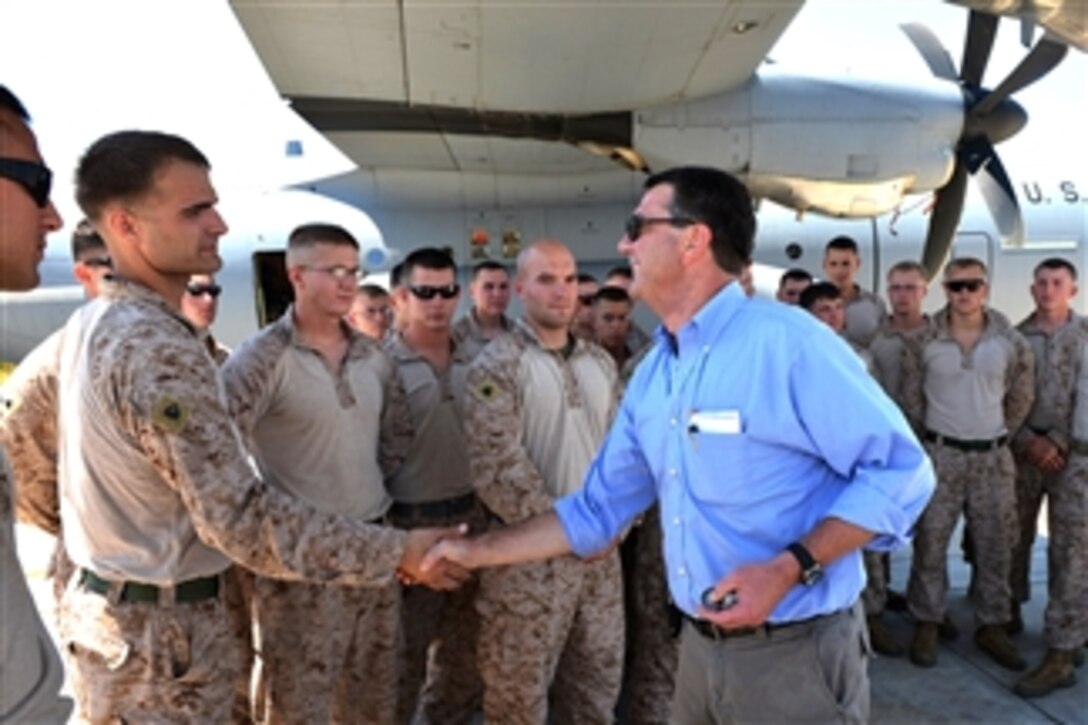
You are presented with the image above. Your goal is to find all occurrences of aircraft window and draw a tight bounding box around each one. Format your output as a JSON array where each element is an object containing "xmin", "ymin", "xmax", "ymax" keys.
[
  {"xmin": 785, "ymin": 242, "xmax": 803, "ymax": 260},
  {"xmin": 252, "ymin": 251, "xmax": 294, "ymax": 328}
]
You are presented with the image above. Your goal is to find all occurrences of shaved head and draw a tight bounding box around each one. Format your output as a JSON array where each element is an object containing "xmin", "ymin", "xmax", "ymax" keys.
[{"xmin": 517, "ymin": 239, "xmax": 574, "ymax": 279}]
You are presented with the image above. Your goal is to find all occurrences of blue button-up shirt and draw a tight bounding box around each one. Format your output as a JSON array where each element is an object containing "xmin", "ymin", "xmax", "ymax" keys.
[{"xmin": 556, "ymin": 282, "xmax": 935, "ymax": 621}]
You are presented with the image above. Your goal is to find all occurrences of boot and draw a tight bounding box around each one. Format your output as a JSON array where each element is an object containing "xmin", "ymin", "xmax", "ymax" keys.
[
  {"xmin": 975, "ymin": 625, "xmax": 1027, "ymax": 671},
  {"xmin": 910, "ymin": 621, "xmax": 940, "ymax": 668},
  {"xmin": 939, "ymin": 613, "xmax": 959, "ymax": 641},
  {"xmin": 867, "ymin": 615, "xmax": 904, "ymax": 657},
  {"xmin": 1006, "ymin": 601, "xmax": 1023, "ymax": 636},
  {"xmin": 1013, "ymin": 649, "xmax": 1077, "ymax": 698}
]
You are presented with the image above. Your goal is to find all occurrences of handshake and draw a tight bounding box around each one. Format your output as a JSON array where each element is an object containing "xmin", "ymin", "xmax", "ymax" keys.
[{"xmin": 395, "ymin": 524, "xmax": 481, "ymax": 591}]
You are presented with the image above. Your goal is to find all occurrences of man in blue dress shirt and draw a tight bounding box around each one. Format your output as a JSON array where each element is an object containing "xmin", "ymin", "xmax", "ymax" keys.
[{"xmin": 424, "ymin": 166, "xmax": 936, "ymax": 723}]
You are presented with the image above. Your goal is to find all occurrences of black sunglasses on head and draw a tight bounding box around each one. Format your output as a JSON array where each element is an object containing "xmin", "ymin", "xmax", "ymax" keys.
[
  {"xmin": 186, "ymin": 283, "xmax": 222, "ymax": 298},
  {"xmin": 408, "ymin": 283, "xmax": 459, "ymax": 300},
  {"xmin": 624, "ymin": 213, "xmax": 695, "ymax": 242},
  {"xmin": 944, "ymin": 278, "xmax": 985, "ymax": 293},
  {"xmin": 0, "ymin": 157, "xmax": 52, "ymax": 208}
]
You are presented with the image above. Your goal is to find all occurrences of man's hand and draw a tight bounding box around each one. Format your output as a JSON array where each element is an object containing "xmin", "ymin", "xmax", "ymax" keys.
[
  {"xmin": 398, "ymin": 525, "xmax": 471, "ymax": 591},
  {"xmin": 697, "ymin": 553, "xmax": 797, "ymax": 630},
  {"xmin": 419, "ymin": 532, "xmax": 483, "ymax": 574},
  {"xmin": 1025, "ymin": 435, "xmax": 1065, "ymax": 473}
]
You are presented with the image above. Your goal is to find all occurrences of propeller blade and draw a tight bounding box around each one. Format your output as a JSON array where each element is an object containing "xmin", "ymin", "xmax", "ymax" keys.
[
  {"xmin": 922, "ymin": 163, "xmax": 969, "ymax": 280},
  {"xmin": 961, "ymin": 10, "xmax": 999, "ymax": 87},
  {"xmin": 901, "ymin": 23, "xmax": 958, "ymax": 81},
  {"xmin": 973, "ymin": 37, "xmax": 1068, "ymax": 116},
  {"xmin": 976, "ymin": 153, "xmax": 1025, "ymax": 247}
]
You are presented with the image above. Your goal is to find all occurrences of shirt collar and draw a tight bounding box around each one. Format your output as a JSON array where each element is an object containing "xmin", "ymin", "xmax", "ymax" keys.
[
  {"xmin": 385, "ymin": 328, "xmax": 470, "ymax": 365},
  {"xmin": 275, "ymin": 304, "xmax": 372, "ymax": 358},
  {"xmin": 514, "ymin": 317, "xmax": 584, "ymax": 358},
  {"xmin": 656, "ymin": 280, "xmax": 745, "ymax": 356},
  {"xmin": 103, "ymin": 276, "xmax": 197, "ymax": 335}
]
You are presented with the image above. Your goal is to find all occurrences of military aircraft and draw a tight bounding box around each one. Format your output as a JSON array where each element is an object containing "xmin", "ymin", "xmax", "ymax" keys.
[{"xmin": 0, "ymin": 0, "xmax": 1085, "ymax": 365}]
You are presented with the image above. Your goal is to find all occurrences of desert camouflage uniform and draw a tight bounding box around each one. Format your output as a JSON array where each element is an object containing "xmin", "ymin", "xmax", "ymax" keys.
[
  {"xmin": 869, "ymin": 316, "xmax": 933, "ymax": 406},
  {"xmin": 843, "ymin": 286, "xmax": 887, "ymax": 347},
  {"xmin": 451, "ymin": 310, "xmax": 511, "ymax": 361},
  {"xmin": 384, "ymin": 330, "xmax": 484, "ymax": 725},
  {"xmin": 467, "ymin": 320, "xmax": 624, "ymax": 724},
  {"xmin": 223, "ymin": 309, "xmax": 412, "ymax": 725},
  {"xmin": 0, "ymin": 446, "xmax": 72, "ymax": 722},
  {"xmin": 615, "ymin": 343, "xmax": 677, "ymax": 725},
  {"xmin": 4, "ymin": 280, "xmax": 410, "ymax": 723},
  {"xmin": 902, "ymin": 307, "xmax": 1034, "ymax": 625},
  {"xmin": 1012, "ymin": 312, "xmax": 1088, "ymax": 649}
]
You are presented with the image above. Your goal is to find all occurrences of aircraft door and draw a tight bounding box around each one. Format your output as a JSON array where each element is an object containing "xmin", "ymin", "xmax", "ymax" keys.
[{"xmin": 252, "ymin": 251, "xmax": 293, "ymax": 328}]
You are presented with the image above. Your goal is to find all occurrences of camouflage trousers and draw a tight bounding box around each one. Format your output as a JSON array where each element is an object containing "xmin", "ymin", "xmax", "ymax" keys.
[
  {"xmin": 619, "ymin": 505, "xmax": 678, "ymax": 725},
  {"xmin": 388, "ymin": 498, "xmax": 486, "ymax": 725},
  {"xmin": 907, "ymin": 443, "xmax": 1018, "ymax": 625},
  {"xmin": 1011, "ymin": 452, "xmax": 1088, "ymax": 649},
  {"xmin": 251, "ymin": 576, "xmax": 402, "ymax": 725},
  {"xmin": 476, "ymin": 549, "xmax": 625, "ymax": 725},
  {"xmin": 222, "ymin": 566, "xmax": 256, "ymax": 724},
  {"xmin": 860, "ymin": 550, "xmax": 888, "ymax": 615},
  {"xmin": 60, "ymin": 572, "xmax": 241, "ymax": 723}
]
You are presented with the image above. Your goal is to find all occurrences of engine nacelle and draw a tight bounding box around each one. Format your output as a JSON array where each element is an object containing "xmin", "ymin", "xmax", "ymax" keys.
[{"xmin": 633, "ymin": 70, "xmax": 965, "ymax": 217}]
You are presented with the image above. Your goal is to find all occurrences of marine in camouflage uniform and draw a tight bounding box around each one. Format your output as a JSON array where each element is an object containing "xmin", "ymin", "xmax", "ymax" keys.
[
  {"xmin": 223, "ymin": 308, "xmax": 413, "ymax": 725},
  {"xmin": 1009, "ymin": 280, "xmax": 1088, "ymax": 696},
  {"xmin": 467, "ymin": 317, "xmax": 624, "ymax": 724},
  {"xmin": 901, "ymin": 299, "xmax": 1034, "ymax": 669}
]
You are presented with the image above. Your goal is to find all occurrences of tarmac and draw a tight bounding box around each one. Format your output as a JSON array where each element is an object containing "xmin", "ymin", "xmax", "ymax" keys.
[{"xmin": 14, "ymin": 511, "xmax": 1087, "ymax": 724}]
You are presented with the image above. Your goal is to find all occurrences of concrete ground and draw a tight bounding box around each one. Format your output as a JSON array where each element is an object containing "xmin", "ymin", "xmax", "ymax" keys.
[{"xmin": 15, "ymin": 514, "xmax": 1087, "ymax": 724}]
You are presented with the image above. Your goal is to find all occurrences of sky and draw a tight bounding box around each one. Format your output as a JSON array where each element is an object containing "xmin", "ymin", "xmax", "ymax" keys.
[{"xmin": 1, "ymin": 0, "xmax": 1084, "ymax": 230}]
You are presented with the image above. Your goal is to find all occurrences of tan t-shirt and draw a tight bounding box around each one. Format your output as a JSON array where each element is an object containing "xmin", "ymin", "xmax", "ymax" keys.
[{"xmin": 223, "ymin": 310, "xmax": 411, "ymax": 521}]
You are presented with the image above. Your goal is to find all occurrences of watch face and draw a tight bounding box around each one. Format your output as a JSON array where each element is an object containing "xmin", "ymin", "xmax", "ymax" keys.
[{"xmin": 801, "ymin": 564, "xmax": 824, "ymax": 586}]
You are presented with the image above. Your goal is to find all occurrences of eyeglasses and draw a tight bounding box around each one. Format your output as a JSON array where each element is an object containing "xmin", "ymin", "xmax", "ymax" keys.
[
  {"xmin": 408, "ymin": 283, "xmax": 460, "ymax": 300},
  {"xmin": 186, "ymin": 282, "xmax": 222, "ymax": 298},
  {"xmin": 944, "ymin": 278, "xmax": 986, "ymax": 294},
  {"xmin": 624, "ymin": 214, "xmax": 695, "ymax": 242},
  {"xmin": 0, "ymin": 157, "xmax": 53, "ymax": 208},
  {"xmin": 81, "ymin": 256, "xmax": 113, "ymax": 270},
  {"xmin": 300, "ymin": 265, "xmax": 364, "ymax": 283}
]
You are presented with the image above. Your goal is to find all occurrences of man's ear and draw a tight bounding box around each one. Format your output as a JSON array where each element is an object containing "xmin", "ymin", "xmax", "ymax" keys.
[{"xmin": 72, "ymin": 262, "xmax": 93, "ymax": 286}]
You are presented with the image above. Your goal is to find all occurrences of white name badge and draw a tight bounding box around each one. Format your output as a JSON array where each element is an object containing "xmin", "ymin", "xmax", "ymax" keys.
[{"xmin": 689, "ymin": 409, "xmax": 742, "ymax": 435}]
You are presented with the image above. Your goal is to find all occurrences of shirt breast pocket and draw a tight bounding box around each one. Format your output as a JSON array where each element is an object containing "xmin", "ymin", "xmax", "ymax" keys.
[{"xmin": 686, "ymin": 429, "xmax": 754, "ymax": 506}]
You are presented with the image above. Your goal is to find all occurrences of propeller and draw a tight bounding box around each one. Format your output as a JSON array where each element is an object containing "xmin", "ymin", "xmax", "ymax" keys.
[{"xmin": 901, "ymin": 10, "xmax": 1067, "ymax": 280}]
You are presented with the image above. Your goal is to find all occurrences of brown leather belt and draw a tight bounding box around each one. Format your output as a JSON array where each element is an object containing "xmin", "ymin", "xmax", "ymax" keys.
[{"xmin": 389, "ymin": 492, "xmax": 475, "ymax": 519}]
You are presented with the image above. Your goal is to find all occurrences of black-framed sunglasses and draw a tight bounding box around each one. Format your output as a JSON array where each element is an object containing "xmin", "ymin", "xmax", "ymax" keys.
[
  {"xmin": 408, "ymin": 283, "xmax": 459, "ymax": 300},
  {"xmin": 944, "ymin": 278, "xmax": 985, "ymax": 294},
  {"xmin": 624, "ymin": 214, "xmax": 695, "ymax": 242},
  {"xmin": 186, "ymin": 282, "xmax": 222, "ymax": 298},
  {"xmin": 578, "ymin": 294, "xmax": 596, "ymax": 306},
  {"xmin": 0, "ymin": 157, "xmax": 53, "ymax": 208}
]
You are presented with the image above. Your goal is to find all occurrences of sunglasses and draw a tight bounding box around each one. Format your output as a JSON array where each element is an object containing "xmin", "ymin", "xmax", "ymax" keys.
[
  {"xmin": 578, "ymin": 294, "xmax": 596, "ymax": 306},
  {"xmin": 409, "ymin": 283, "xmax": 460, "ymax": 300},
  {"xmin": 624, "ymin": 214, "xmax": 695, "ymax": 242},
  {"xmin": 186, "ymin": 283, "xmax": 222, "ymax": 298},
  {"xmin": 944, "ymin": 278, "xmax": 985, "ymax": 294},
  {"xmin": 0, "ymin": 157, "xmax": 53, "ymax": 208}
]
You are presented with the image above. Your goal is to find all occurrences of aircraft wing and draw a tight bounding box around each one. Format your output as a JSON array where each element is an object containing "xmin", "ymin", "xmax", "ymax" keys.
[{"xmin": 229, "ymin": 1, "xmax": 804, "ymax": 209}]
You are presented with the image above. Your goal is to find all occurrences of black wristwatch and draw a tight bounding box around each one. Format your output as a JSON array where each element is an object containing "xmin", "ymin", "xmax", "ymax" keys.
[{"xmin": 786, "ymin": 542, "xmax": 824, "ymax": 586}]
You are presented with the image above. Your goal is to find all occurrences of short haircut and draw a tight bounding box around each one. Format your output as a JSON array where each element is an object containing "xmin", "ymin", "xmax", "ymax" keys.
[
  {"xmin": 799, "ymin": 281, "xmax": 841, "ymax": 310},
  {"xmin": 0, "ymin": 85, "xmax": 30, "ymax": 121},
  {"xmin": 402, "ymin": 247, "xmax": 456, "ymax": 280},
  {"xmin": 825, "ymin": 236, "xmax": 859, "ymax": 256},
  {"xmin": 887, "ymin": 260, "xmax": 927, "ymax": 279},
  {"xmin": 778, "ymin": 268, "xmax": 813, "ymax": 289},
  {"xmin": 71, "ymin": 219, "xmax": 106, "ymax": 259},
  {"xmin": 389, "ymin": 262, "xmax": 405, "ymax": 289},
  {"xmin": 605, "ymin": 264, "xmax": 633, "ymax": 281},
  {"xmin": 357, "ymin": 283, "xmax": 389, "ymax": 298},
  {"xmin": 577, "ymin": 272, "xmax": 598, "ymax": 285},
  {"xmin": 75, "ymin": 131, "xmax": 210, "ymax": 220},
  {"xmin": 471, "ymin": 260, "xmax": 508, "ymax": 279},
  {"xmin": 1034, "ymin": 257, "xmax": 1078, "ymax": 281},
  {"xmin": 644, "ymin": 166, "xmax": 755, "ymax": 274},
  {"xmin": 944, "ymin": 257, "xmax": 988, "ymax": 279},
  {"xmin": 287, "ymin": 223, "xmax": 359, "ymax": 253},
  {"xmin": 593, "ymin": 286, "xmax": 632, "ymax": 306}
]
